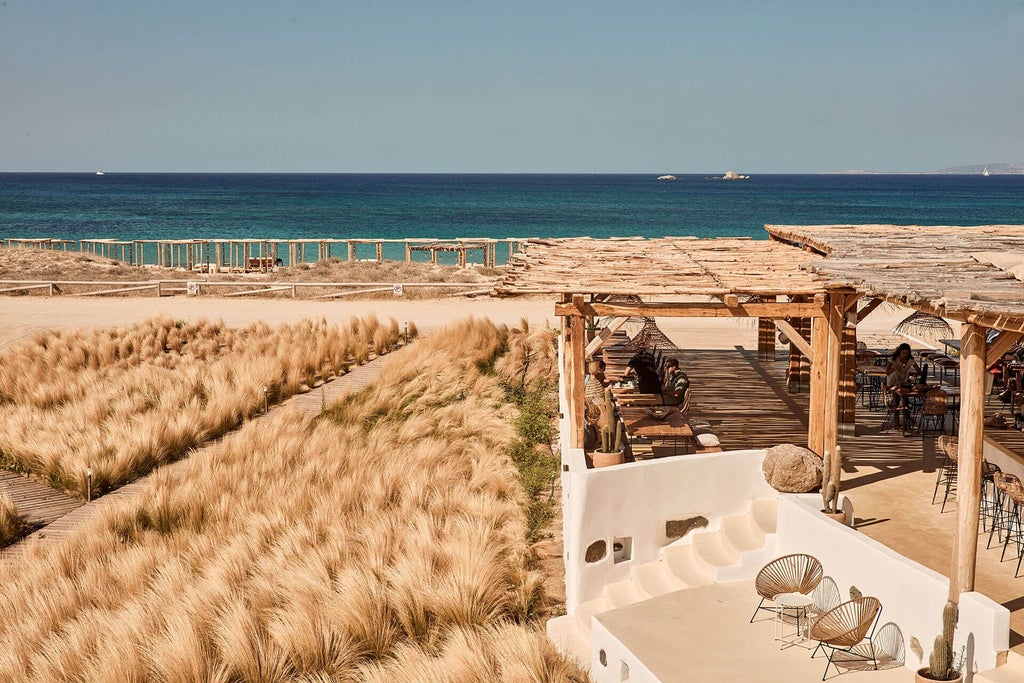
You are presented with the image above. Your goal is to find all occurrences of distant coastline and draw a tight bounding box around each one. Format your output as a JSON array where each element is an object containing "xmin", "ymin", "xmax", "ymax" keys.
[{"xmin": 830, "ymin": 162, "xmax": 1024, "ymax": 175}]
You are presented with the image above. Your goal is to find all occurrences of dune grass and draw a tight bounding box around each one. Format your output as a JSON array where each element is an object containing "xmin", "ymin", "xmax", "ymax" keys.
[
  {"xmin": 0, "ymin": 315, "xmax": 402, "ymax": 497},
  {"xmin": 0, "ymin": 493, "xmax": 26, "ymax": 547},
  {"xmin": 0, "ymin": 317, "xmax": 584, "ymax": 682}
]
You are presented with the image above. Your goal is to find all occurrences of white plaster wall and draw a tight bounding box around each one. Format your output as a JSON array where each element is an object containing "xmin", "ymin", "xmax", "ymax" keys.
[
  {"xmin": 775, "ymin": 495, "xmax": 1010, "ymax": 673},
  {"xmin": 563, "ymin": 445, "xmax": 775, "ymax": 610},
  {"xmin": 590, "ymin": 619, "xmax": 659, "ymax": 683}
]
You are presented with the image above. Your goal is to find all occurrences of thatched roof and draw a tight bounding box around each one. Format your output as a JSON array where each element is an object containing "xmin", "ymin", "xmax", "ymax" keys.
[
  {"xmin": 766, "ymin": 225, "xmax": 1024, "ymax": 332},
  {"xmin": 494, "ymin": 237, "xmax": 827, "ymax": 297}
]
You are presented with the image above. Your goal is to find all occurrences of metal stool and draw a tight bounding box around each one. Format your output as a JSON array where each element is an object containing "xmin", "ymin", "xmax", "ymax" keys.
[{"xmin": 981, "ymin": 461, "xmax": 1002, "ymax": 533}]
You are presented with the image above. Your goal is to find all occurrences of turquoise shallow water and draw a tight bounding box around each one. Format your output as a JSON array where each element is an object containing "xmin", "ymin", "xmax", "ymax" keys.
[{"xmin": 1, "ymin": 173, "xmax": 1022, "ymax": 263}]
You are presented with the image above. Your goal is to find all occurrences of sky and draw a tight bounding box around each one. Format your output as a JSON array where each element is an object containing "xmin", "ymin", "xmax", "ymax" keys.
[{"xmin": 1, "ymin": 1, "xmax": 1022, "ymax": 173}]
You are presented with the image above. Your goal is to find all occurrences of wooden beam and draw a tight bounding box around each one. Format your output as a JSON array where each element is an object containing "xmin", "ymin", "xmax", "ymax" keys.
[
  {"xmin": 857, "ymin": 297, "xmax": 885, "ymax": 321},
  {"xmin": 584, "ymin": 317, "xmax": 630, "ymax": 358},
  {"xmin": 554, "ymin": 301, "xmax": 828, "ymax": 319},
  {"xmin": 774, "ymin": 319, "xmax": 814, "ymax": 361},
  {"xmin": 950, "ymin": 323, "xmax": 986, "ymax": 602},
  {"xmin": 985, "ymin": 331, "xmax": 1023, "ymax": 368}
]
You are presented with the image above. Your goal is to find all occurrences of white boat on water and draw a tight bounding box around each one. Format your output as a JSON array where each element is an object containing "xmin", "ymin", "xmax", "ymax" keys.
[
  {"xmin": 656, "ymin": 174, "xmax": 676, "ymax": 181},
  {"xmin": 983, "ymin": 166, "xmax": 990, "ymax": 177},
  {"xmin": 96, "ymin": 170, "xmax": 104, "ymax": 176}
]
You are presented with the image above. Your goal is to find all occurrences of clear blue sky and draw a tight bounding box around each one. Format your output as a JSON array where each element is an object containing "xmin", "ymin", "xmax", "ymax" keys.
[{"xmin": 1, "ymin": 1, "xmax": 1021, "ymax": 172}]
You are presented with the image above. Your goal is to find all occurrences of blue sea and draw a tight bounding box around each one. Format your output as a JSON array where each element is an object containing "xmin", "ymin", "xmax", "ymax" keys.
[{"xmin": 1, "ymin": 173, "xmax": 1022, "ymax": 264}]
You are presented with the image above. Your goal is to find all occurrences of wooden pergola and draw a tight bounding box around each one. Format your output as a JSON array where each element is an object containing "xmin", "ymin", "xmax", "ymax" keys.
[{"xmin": 496, "ymin": 226, "xmax": 1024, "ymax": 607}]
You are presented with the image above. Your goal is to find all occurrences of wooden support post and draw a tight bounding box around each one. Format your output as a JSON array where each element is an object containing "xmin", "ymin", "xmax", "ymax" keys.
[
  {"xmin": 950, "ymin": 323, "xmax": 986, "ymax": 601},
  {"xmin": 562, "ymin": 295, "xmax": 587, "ymax": 449},
  {"xmin": 405, "ymin": 241, "xmax": 412, "ymax": 262},
  {"xmin": 787, "ymin": 322, "xmax": 802, "ymax": 392},
  {"xmin": 758, "ymin": 297, "xmax": 776, "ymax": 362},
  {"xmin": 375, "ymin": 242, "xmax": 383, "ymax": 262},
  {"xmin": 347, "ymin": 241, "xmax": 354, "ymax": 262},
  {"xmin": 840, "ymin": 295, "xmax": 858, "ymax": 428},
  {"xmin": 799, "ymin": 317, "xmax": 812, "ymax": 388},
  {"xmin": 808, "ymin": 315, "xmax": 827, "ymax": 454},
  {"xmin": 823, "ymin": 296, "xmax": 844, "ymax": 459}
]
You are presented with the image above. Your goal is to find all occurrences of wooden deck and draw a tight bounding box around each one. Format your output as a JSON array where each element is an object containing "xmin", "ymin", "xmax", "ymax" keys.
[{"xmin": 0, "ymin": 352, "xmax": 390, "ymax": 564}]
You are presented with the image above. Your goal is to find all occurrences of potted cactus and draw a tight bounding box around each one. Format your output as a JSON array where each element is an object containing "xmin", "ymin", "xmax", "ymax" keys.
[
  {"xmin": 591, "ymin": 388, "xmax": 625, "ymax": 468},
  {"xmin": 821, "ymin": 446, "xmax": 848, "ymax": 524},
  {"xmin": 916, "ymin": 601, "xmax": 964, "ymax": 682}
]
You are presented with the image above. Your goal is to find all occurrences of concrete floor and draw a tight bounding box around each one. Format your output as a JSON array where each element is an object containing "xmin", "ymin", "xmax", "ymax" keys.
[{"xmin": 597, "ymin": 581, "xmax": 912, "ymax": 682}]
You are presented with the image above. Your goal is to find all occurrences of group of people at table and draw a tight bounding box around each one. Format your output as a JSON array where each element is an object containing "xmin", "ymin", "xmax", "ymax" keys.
[{"xmin": 873, "ymin": 342, "xmax": 960, "ymax": 434}]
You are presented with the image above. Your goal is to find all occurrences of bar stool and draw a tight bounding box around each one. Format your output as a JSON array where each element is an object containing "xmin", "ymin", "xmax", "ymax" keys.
[
  {"xmin": 994, "ymin": 474, "xmax": 1024, "ymax": 578},
  {"xmin": 981, "ymin": 461, "xmax": 1003, "ymax": 533},
  {"xmin": 988, "ymin": 472, "xmax": 1022, "ymax": 549},
  {"xmin": 918, "ymin": 388, "xmax": 949, "ymax": 436},
  {"xmin": 933, "ymin": 436, "xmax": 958, "ymax": 511}
]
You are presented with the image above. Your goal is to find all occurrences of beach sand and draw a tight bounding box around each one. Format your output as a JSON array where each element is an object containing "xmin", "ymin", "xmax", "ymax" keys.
[{"xmin": 0, "ymin": 295, "xmax": 935, "ymax": 352}]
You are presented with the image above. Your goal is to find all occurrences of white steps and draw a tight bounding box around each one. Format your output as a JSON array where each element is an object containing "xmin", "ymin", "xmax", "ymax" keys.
[
  {"xmin": 632, "ymin": 560, "xmax": 686, "ymax": 597},
  {"xmin": 975, "ymin": 650, "xmax": 1024, "ymax": 683},
  {"xmin": 550, "ymin": 496, "xmax": 780, "ymax": 669},
  {"xmin": 663, "ymin": 543, "xmax": 716, "ymax": 588}
]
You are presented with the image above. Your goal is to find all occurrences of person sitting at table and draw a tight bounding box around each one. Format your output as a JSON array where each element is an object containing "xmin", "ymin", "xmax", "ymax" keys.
[
  {"xmin": 661, "ymin": 358, "xmax": 691, "ymax": 412},
  {"xmin": 886, "ymin": 343, "xmax": 921, "ymax": 388},
  {"xmin": 624, "ymin": 351, "xmax": 662, "ymax": 394}
]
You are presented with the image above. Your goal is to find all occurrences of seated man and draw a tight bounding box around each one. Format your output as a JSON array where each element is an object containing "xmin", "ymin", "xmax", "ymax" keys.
[
  {"xmin": 625, "ymin": 351, "xmax": 661, "ymax": 394},
  {"xmin": 661, "ymin": 358, "xmax": 690, "ymax": 411}
]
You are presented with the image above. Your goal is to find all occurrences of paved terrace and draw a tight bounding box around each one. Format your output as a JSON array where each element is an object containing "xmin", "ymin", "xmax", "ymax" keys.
[{"xmin": 676, "ymin": 343, "xmax": 1024, "ymax": 653}]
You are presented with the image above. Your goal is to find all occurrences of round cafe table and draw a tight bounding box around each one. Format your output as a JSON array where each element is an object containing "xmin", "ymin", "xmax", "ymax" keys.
[{"xmin": 773, "ymin": 592, "xmax": 814, "ymax": 647}]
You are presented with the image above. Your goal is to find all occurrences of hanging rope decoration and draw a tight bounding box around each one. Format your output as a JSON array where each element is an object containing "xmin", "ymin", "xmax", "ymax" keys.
[{"xmin": 893, "ymin": 310, "xmax": 953, "ymax": 337}]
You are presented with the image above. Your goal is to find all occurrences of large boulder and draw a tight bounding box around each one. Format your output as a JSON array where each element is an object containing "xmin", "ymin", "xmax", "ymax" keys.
[{"xmin": 762, "ymin": 443, "xmax": 823, "ymax": 493}]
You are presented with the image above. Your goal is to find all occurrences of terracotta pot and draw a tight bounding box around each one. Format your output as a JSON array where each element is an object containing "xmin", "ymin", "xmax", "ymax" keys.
[
  {"xmin": 915, "ymin": 668, "xmax": 961, "ymax": 683},
  {"xmin": 821, "ymin": 509, "xmax": 848, "ymax": 525},
  {"xmin": 591, "ymin": 449, "xmax": 625, "ymax": 468}
]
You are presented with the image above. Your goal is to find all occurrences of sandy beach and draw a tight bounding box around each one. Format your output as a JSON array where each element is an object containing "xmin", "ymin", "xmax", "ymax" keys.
[{"xmin": 0, "ymin": 295, "xmax": 934, "ymax": 353}]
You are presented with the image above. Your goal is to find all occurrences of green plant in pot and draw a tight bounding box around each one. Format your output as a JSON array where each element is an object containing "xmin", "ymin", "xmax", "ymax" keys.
[
  {"xmin": 821, "ymin": 446, "xmax": 847, "ymax": 524},
  {"xmin": 592, "ymin": 388, "xmax": 625, "ymax": 468},
  {"xmin": 916, "ymin": 601, "xmax": 964, "ymax": 682}
]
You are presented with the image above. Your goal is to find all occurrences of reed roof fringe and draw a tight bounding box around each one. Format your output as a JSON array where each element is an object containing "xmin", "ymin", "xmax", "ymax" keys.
[{"xmin": 495, "ymin": 226, "xmax": 1024, "ymax": 332}]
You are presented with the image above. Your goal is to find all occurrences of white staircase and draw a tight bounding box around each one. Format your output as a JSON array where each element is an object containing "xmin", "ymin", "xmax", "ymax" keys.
[
  {"xmin": 975, "ymin": 650, "xmax": 1024, "ymax": 682},
  {"xmin": 547, "ymin": 497, "xmax": 778, "ymax": 666}
]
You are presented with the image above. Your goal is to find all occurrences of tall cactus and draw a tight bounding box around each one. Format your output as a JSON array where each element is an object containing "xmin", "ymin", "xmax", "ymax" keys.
[
  {"xmin": 928, "ymin": 600, "xmax": 959, "ymax": 680},
  {"xmin": 821, "ymin": 446, "xmax": 843, "ymax": 513},
  {"xmin": 599, "ymin": 389, "xmax": 623, "ymax": 453}
]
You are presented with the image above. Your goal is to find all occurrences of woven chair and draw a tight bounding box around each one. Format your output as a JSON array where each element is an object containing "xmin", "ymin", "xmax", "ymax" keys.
[
  {"xmin": 809, "ymin": 597, "xmax": 882, "ymax": 681},
  {"xmin": 918, "ymin": 388, "xmax": 949, "ymax": 436},
  {"xmin": 807, "ymin": 576, "xmax": 841, "ymax": 630},
  {"xmin": 749, "ymin": 554, "xmax": 824, "ymax": 623},
  {"xmin": 933, "ymin": 435, "xmax": 958, "ymax": 512}
]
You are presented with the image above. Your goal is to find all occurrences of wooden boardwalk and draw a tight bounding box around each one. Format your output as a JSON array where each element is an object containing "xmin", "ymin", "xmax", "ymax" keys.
[
  {"xmin": 1, "ymin": 353, "xmax": 390, "ymax": 564},
  {"xmin": 0, "ymin": 471, "xmax": 82, "ymax": 529}
]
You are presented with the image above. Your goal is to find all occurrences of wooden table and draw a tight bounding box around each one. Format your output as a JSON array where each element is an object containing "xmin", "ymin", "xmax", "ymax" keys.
[{"xmin": 619, "ymin": 407, "xmax": 694, "ymax": 455}]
